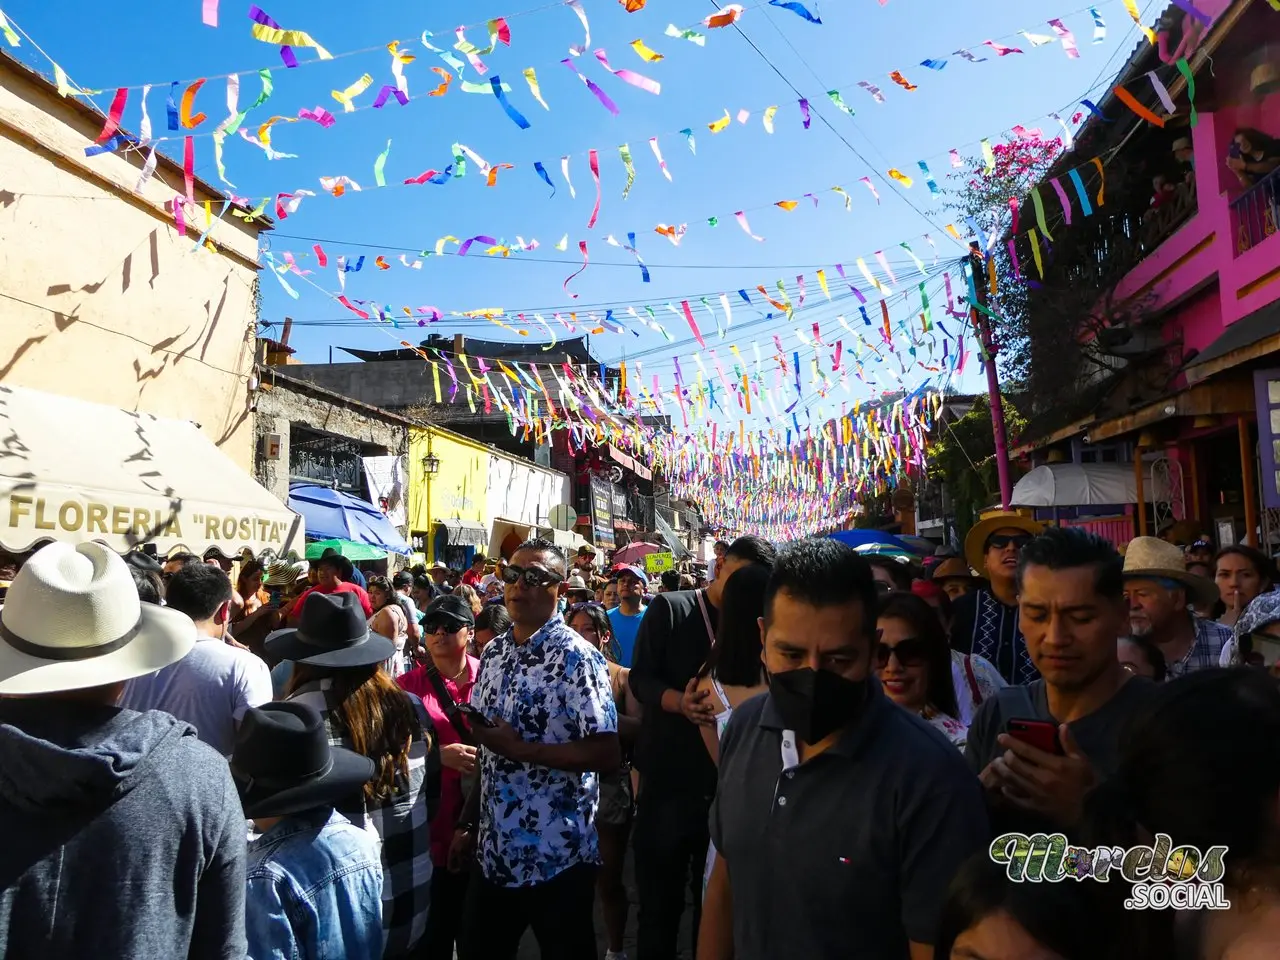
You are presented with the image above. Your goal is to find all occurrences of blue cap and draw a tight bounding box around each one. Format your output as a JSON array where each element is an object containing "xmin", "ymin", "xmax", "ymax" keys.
[{"xmin": 617, "ymin": 565, "xmax": 649, "ymax": 585}]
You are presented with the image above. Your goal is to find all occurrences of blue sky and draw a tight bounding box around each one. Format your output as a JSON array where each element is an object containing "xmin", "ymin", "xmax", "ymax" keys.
[{"xmin": 4, "ymin": 0, "xmax": 1153, "ymax": 430}]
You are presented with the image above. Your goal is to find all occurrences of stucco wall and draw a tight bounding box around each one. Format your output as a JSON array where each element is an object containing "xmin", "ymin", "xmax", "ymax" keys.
[{"xmin": 0, "ymin": 62, "xmax": 263, "ymax": 469}]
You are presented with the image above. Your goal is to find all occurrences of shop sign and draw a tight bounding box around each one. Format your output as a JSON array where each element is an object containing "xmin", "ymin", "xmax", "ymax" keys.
[
  {"xmin": 590, "ymin": 477, "xmax": 615, "ymax": 550},
  {"xmin": 643, "ymin": 551, "xmax": 675, "ymax": 575}
]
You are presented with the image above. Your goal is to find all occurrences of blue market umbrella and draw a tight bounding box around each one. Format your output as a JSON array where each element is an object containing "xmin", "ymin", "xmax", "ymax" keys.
[
  {"xmin": 827, "ymin": 529, "xmax": 912, "ymax": 553},
  {"xmin": 287, "ymin": 484, "xmax": 411, "ymax": 555}
]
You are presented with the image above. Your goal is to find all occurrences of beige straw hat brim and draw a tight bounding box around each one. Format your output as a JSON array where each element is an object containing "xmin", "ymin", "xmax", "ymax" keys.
[{"xmin": 0, "ymin": 602, "xmax": 196, "ymax": 695}]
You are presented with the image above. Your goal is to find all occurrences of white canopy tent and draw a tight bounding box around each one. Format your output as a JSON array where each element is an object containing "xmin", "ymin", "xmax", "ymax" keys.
[
  {"xmin": 1011, "ymin": 463, "xmax": 1170, "ymax": 508},
  {"xmin": 0, "ymin": 384, "xmax": 301, "ymax": 556}
]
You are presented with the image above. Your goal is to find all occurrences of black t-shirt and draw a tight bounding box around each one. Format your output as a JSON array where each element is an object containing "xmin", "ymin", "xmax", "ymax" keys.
[{"xmin": 628, "ymin": 590, "xmax": 718, "ymax": 799}]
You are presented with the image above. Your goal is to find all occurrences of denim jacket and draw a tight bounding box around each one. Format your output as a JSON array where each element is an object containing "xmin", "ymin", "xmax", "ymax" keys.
[{"xmin": 245, "ymin": 807, "xmax": 385, "ymax": 960}]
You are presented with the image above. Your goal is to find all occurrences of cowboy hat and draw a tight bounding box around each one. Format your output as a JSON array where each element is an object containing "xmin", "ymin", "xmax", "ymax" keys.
[
  {"xmin": 964, "ymin": 513, "xmax": 1044, "ymax": 575},
  {"xmin": 265, "ymin": 591, "xmax": 395, "ymax": 668},
  {"xmin": 231, "ymin": 701, "xmax": 374, "ymax": 819},
  {"xmin": 932, "ymin": 557, "xmax": 977, "ymax": 582},
  {"xmin": 0, "ymin": 542, "xmax": 196, "ymax": 695},
  {"xmin": 1122, "ymin": 537, "xmax": 1219, "ymax": 609}
]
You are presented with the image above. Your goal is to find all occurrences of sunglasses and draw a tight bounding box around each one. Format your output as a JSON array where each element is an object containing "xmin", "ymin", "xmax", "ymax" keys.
[
  {"xmin": 985, "ymin": 533, "xmax": 1032, "ymax": 552},
  {"xmin": 568, "ymin": 601, "xmax": 604, "ymax": 616},
  {"xmin": 499, "ymin": 564, "xmax": 564, "ymax": 588},
  {"xmin": 424, "ymin": 618, "xmax": 470, "ymax": 635},
  {"xmin": 875, "ymin": 636, "xmax": 930, "ymax": 669}
]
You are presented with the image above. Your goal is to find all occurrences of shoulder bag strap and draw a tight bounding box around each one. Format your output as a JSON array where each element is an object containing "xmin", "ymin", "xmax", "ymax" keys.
[
  {"xmin": 423, "ymin": 658, "xmax": 474, "ymax": 743},
  {"xmin": 963, "ymin": 655, "xmax": 983, "ymax": 706},
  {"xmin": 694, "ymin": 590, "xmax": 717, "ymax": 646}
]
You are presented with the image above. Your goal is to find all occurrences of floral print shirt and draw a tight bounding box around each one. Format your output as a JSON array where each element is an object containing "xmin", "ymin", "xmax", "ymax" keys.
[{"xmin": 471, "ymin": 615, "xmax": 618, "ymax": 887}]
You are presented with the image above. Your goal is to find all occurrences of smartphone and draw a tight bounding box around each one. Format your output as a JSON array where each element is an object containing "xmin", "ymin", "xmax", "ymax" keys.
[
  {"xmin": 268, "ymin": 586, "xmax": 283, "ymax": 606},
  {"xmin": 1229, "ymin": 142, "xmax": 1243, "ymax": 159},
  {"xmin": 1005, "ymin": 718, "xmax": 1065, "ymax": 755},
  {"xmin": 457, "ymin": 702, "xmax": 497, "ymax": 729}
]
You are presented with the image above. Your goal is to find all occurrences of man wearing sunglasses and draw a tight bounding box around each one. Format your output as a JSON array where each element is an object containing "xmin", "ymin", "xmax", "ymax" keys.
[
  {"xmin": 949, "ymin": 512, "xmax": 1043, "ymax": 686},
  {"xmin": 456, "ymin": 538, "xmax": 620, "ymax": 958}
]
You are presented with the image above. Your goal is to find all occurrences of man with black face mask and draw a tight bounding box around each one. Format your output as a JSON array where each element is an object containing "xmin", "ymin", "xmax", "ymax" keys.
[{"xmin": 699, "ymin": 538, "xmax": 987, "ymax": 960}]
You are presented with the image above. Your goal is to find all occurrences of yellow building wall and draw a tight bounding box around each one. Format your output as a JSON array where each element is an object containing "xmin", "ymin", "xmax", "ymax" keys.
[
  {"xmin": 408, "ymin": 427, "xmax": 489, "ymax": 561},
  {"xmin": 0, "ymin": 60, "xmax": 264, "ymax": 469}
]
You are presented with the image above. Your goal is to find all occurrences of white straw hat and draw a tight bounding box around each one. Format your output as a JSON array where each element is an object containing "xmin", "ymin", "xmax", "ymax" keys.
[{"xmin": 0, "ymin": 542, "xmax": 197, "ymax": 695}]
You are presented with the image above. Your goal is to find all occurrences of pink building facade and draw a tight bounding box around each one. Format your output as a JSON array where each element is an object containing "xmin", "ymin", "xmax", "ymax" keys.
[{"xmin": 1017, "ymin": 0, "xmax": 1280, "ymax": 551}]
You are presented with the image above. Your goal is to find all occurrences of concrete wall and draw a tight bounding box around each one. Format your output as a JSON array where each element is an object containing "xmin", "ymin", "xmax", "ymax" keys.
[
  {"xmin": 291, "ymin": 360, "xmax": 432, "ymax": 409},
  {"xmin": 0, "ymin": 59, "xmax": 264, "ymax": 469},
  {"xmin": 253, "ymin": 376, "xmax": 409, "ymax": 502}
]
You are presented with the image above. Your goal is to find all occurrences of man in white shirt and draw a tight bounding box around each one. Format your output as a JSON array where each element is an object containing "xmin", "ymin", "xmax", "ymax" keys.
[
  {"xmin": 707, "ymin": 540, "xmax": 729, "ymax": 582},
  {"xmin": 123, "ymin": 562, "xmax": 273, "ymax": 756}
]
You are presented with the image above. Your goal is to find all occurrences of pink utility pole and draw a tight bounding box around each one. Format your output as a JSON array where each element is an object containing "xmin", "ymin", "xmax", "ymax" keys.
[{"xmin": 969, "ymin": 247, "xmax": 1013, "ymax": 510}]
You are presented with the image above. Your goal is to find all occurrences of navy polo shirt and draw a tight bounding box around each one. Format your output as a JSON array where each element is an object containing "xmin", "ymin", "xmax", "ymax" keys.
[{"xmin": 710, "ymin": 682, "xmax": 989, "ymax": 959}]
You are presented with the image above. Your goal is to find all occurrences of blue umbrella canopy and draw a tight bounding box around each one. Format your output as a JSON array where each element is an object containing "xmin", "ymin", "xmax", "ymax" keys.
[
  {"xmin": 287, "ymin": 484, "xmax": 411, "ymax": 555},
  {"xmin": 827, "ymin": 528, "xmax": 912, "ymax": 553}
]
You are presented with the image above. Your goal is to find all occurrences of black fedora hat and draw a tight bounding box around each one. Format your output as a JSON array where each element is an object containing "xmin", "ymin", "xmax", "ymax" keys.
[
  {"xmin": 231, "ymin": 701, "xmax": 374, "ymax": 819},
  {"xmin": 265, "ymin": 591, "xmax": 395, "ymax": 667}
]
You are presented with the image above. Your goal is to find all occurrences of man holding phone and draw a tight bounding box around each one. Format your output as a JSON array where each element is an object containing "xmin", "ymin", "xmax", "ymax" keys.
[
  {"xmin": 454, "ymin": 537, "xmax": 620, "ymax": 958},
  {"xmin": 965, "ymin": 527, "xmax": 1154, "ymax": 834}
]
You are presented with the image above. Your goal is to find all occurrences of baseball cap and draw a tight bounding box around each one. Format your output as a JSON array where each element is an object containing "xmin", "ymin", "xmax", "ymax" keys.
[
  {"xmin": 617, "ymin": 565, "xmax": 649, "ymax": 585},
  {"xmin": 423, "ymin": 594, "xmax": 475, "ymax": 627}
]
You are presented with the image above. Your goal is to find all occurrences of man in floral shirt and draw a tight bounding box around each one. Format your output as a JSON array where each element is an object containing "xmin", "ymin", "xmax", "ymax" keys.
[{"xmin": 459, "ymin": 537, "xmax": 620, "ymax": 957}]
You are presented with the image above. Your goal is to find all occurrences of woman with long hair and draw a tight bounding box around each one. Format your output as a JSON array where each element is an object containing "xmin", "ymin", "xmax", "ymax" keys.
[
  {"xmin": 1215, "ymin": 545, "xmax": 1276, "ymax": 629},
  {"xmin": 368, "ymin": 575, "xmax": 410, "ymax": 678},
  {"xmin": 691, "ymin": 564, "xmax": 771, "ymax": 902},
  {"xmin": 230, "ymin": 558, "xmax": 278, "ymax": 655},
  {"xmin": 694, "ymin": 564, "xmax": 771, "ymax": 765},
  {"xmin": 453, "ymin": 583, "xmax": 483, "ymax": 619},
  {"xmin": 270, "ymin": 592, "xmax": 439, "ymax": 959},
  {"xmin": 876, "ymin": 592, "xmax": 967, "ymax": 747},
  {"xmin": 567, "ymin": 601, "xmax": 641, "ymax": 960}
]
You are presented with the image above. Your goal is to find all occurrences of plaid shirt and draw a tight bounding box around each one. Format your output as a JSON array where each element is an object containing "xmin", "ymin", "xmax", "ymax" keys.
[
  {"xmin": 1166, "ymin": 617, "xmax": 1232, "ymax": 679},
  {"xmin": 289, "ymin": 678, "xmax": 440, "ymax": 958}
]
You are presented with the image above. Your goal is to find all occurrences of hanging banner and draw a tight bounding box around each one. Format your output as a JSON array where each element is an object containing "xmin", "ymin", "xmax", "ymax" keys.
[{"xmin": 590, "ymin": 477, "xmax": 616, "ymax": 550}]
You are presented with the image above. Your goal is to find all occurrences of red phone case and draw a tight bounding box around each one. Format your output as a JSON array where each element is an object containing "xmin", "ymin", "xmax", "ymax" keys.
[{"xmin": 1005, "ymin": 718, "xmax": 1064, "ymax": 755}]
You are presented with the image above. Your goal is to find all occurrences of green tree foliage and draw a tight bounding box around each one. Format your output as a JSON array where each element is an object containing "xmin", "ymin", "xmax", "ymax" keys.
[{"xmin": 926, "ymin": 396, "xmax": 1026, "ymax": 539}]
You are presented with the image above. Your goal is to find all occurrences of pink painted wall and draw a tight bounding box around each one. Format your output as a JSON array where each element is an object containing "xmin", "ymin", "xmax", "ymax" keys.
[{"xmin": 1110, "ymin": 18, "xmax": 1280, "ymax": 347}]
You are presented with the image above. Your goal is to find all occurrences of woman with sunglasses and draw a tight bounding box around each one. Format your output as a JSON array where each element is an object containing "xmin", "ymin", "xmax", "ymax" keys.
[
  {"xmin": 567, "ymin": 601, "xmax": 641, "ymax": 960},
  {"xmin": 876, "ymin": 591, "xmax": 968, "ymax": 748}
]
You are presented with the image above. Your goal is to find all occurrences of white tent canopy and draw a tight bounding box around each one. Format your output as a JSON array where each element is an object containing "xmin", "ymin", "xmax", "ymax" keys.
[
  {"xmin": 1011, "ymin": 463, "xmax": 1170, "ymax": 508},
  {"xmin": 0, "ymin": 384, "xmax": 301, "ymax": 556}
]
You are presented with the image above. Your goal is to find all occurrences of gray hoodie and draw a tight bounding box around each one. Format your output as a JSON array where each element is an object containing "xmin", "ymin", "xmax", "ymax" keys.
[{"xmin": 0, "ymin": 699, "xmax": 247, "ymax": 959}]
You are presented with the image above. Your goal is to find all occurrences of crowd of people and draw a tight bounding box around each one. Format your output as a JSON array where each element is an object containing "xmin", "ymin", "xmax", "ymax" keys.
[{"xmin": 3, "ymin": 515, "xmax": 1280, "ymax": 959}]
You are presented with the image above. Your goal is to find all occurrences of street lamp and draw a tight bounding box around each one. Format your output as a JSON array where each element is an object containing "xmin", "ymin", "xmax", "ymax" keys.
[{"xmin": 422, "ymin": 450, "xmax": 441, "ymax": 476}]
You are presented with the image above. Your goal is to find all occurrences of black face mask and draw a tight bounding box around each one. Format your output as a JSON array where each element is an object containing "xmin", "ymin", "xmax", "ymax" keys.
[{"xmin": 767, "ymin": 667, "xmax": 868, "ymax": 744}]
